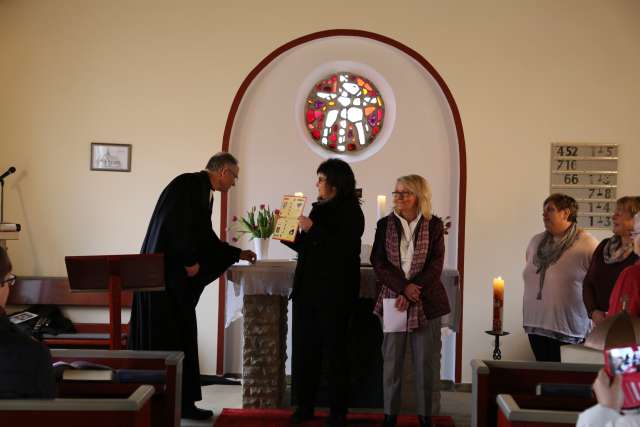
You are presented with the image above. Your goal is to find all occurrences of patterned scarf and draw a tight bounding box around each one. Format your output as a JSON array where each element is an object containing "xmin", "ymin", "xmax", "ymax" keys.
[
  {"xmin": 533, "ymin": 222, "xmax": 579, "ymax": 300},
  {"xmin": 374, "ymin": 212, "xmax": 430, "ymax": 331},
  {"xmin": 603, "ymin": 235, "xmax": 634, "ymax": 264}
]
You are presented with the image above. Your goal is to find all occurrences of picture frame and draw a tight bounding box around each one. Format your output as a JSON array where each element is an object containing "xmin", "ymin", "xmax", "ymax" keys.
[{"xmin": 90, "ymin": 142, "xmax": 132, "ymax": 172}]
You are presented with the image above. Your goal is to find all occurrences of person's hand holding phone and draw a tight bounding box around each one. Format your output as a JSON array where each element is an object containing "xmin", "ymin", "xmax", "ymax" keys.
[{"xmin": 593, "ymin": 368, "xmax": 623, "ymax": 411}]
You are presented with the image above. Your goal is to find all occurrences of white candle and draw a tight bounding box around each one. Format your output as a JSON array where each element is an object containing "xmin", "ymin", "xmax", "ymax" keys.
[
  {"xmin": 294, "ymin": 192, "xmax": 304, "ymax": 197},
  {"xmin": 377, "ymin": 195, "xmax": 387, "ymax": 220}
]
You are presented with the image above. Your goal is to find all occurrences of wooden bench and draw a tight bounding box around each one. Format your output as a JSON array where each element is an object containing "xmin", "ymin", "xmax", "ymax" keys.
[
  {"xmin": 0, "ymin": 385, "xmax": 154, "ymax": 427},
  {"xmin": 471, "ymin": 359, "xmax": 601, "ymax": 427},
  {"xmin": 52, "ymin": 349, "xmax": 183, "ymax": 427},
  {"xmin": 496, "ymin": 394, "xmax": 587, "ymax": 427},
  {"xmin": 7, "ymin": 276, "xmax": 133, "ymax": 348}
]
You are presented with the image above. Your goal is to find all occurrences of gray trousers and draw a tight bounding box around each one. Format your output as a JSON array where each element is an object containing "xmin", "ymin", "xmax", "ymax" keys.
[{"xmin": 382, "ymin": 317, "xmax": 441, "ymax": 416}]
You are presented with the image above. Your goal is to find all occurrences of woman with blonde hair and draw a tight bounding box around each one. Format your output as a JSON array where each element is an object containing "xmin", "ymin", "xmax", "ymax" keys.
[{"xmin": 371, "ymin": 174, "xmax": 450, "ymax": 427}]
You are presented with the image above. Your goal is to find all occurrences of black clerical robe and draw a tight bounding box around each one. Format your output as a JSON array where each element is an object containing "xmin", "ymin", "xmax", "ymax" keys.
[{"xmin": 128, "ymin": 171, "xmax": 240, "ymax": 405}]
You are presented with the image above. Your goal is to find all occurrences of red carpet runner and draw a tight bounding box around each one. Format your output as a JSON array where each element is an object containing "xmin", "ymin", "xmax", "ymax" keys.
[{"xmin": 213, "ymin": 408, "xmax": 455, "ymax": 427}]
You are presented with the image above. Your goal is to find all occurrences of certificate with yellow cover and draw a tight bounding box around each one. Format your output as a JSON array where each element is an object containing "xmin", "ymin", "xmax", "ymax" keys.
[{"xmin": 272, "ymin": 195, "xmax": 307, "ymax": 242}]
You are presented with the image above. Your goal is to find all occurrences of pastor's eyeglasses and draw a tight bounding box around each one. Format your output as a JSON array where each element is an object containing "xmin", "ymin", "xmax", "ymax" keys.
[{"xmin": 0, "ymin": 274, "xmax": 16, "ymax": 288}]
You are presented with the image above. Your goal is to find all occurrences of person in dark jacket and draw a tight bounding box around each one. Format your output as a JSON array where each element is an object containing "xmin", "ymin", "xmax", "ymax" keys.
[
  {"xmin": 0, "ymin": 246, "xmax": 56, "ymax": 399},
  {"xmin": 284, "ymin": 158, "xmax": 364, "ymax": 427},
  {"xmin": 128, "ymin": 152, "xmax": 256, "ymax": 420},
  {"xmin": 583, "ymin": 196, "xmax": 640, "ymax": 324},
  {"xmin": 371, "ymin": 175, "xmax": 450, "ymax": 427}
]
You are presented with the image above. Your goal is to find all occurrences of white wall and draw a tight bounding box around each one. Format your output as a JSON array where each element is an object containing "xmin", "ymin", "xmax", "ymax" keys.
[
  {"xmin": 224, "ymin": 35, "xmax": 461, "ymax": 376},
  {"xmin": 1, "ymin": 0, "xmax": 639, "ymax": 380},
  {"xmin": 228, "ymin": 36, "xmax": 460, "ymax": 263}
]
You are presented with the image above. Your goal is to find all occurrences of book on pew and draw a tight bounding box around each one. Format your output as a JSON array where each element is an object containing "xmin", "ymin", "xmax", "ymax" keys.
[
  {"xmin": 53, "ymin": 360, "xmax": 114, "ymax": 381},
  {"xmin": 536, "ymin": 383, "xmax": 593, "ymax": 398}
]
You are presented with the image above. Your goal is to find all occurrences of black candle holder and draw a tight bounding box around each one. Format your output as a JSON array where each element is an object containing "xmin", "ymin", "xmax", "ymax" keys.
[{"xmin": 485, "ymin": 330, "xmax": 510, "ymax": 360}]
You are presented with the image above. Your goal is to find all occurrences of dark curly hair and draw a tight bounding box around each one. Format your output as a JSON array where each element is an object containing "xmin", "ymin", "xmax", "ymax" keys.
[
  {"xmin": 544, "ymin": 193, "xmax": 578, "ymax": 223},
  {"xmin": 316, "ymin": 158, "xmax": 359, "ymax": 202}
]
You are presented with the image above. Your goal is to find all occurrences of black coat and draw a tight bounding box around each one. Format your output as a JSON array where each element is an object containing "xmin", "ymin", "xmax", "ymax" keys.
[
  {"xmin": 128, "ymin": 171, "xmax": 241, "ymax": 404},
  {"xmin": 0, "ymin": 313, "xmax": 56, "ymax": 399},
  {"xmin": 284, "ymin": 196, "xmax": 364, "ymax": 412},
  {"xmin": 284, "ymin": 196, "xmax": 365, "ymax": 304}
]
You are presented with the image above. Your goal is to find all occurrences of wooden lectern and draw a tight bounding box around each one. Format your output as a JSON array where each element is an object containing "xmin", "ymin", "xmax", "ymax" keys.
[{"xmin": 65, "ymin": 254, "xmax": 164, "ymax": 350}]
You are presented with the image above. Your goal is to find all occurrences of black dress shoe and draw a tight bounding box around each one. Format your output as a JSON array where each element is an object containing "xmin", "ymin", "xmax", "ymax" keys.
[
  {"xmin": 181, "ymin": 403, "xmax": 213, "ymax": 420},
  {"xmin": 381, "ymin": 414, "xmax": 397, "ymax": 427},
  {"xmin": 291, "ymin": 407, "xmax": 314, "ymax": 424},
  {"xmin": 325, "ymin": 413, "xmax": 346, "ymax": 427},
  {"xmin": 417, "ymin": 415, "xmax": 432, "ymax": 427}
]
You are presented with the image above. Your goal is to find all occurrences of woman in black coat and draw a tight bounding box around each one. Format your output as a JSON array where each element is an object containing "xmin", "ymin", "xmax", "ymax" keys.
[{"xmin": 284, "ymin": 158, "xmax": 364, "ymax": 427}]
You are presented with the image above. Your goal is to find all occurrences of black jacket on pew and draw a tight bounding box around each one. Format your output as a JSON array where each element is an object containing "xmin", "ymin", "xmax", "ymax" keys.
[
  {"xmin": 128, "ymin": 171, "xmax": 240, "ymax": 406},
  {"xmin": 0, "ymin": 312, "xmax": 56, "ymax": 399}
]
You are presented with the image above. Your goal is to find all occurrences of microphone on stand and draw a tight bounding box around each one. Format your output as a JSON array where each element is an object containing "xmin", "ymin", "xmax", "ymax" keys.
[
  {"xmin": 0, "ymin": 167, "xmax": 16, "ymax": 181},
  {"xmin": 0, "ymin": 166, "xmax": 16, "ymax": 224}
]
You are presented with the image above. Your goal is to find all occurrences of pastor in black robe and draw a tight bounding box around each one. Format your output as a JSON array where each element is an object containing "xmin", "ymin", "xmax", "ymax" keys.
[{"xmin": 128, "ymin": 170, "xmax": 241, "ymax": 406}]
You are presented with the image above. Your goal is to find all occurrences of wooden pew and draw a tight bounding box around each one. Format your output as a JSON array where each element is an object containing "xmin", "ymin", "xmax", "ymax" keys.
[
  {"xmin": 7, "ymin": 276, "xmax": 132, "ymax": 348},
  {"xmin": 52, "ymin": 349, "xmax": 183, "ymax": 427},
  {"xmin": 0, "ymin": 385, "xmax": 154, "ymax": 427},
  {"xmin": 496, "ymin": 394, "xmax": 585, "ymax": 427},
  {"xmin": 471, "ymin": 359, "xmax": 601, "ymax": 427}
]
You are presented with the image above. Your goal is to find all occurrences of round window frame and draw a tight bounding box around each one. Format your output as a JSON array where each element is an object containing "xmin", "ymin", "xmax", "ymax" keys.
[{"xmin": 294, "ymin": 61, "xmax": 397, "ymax": 163}]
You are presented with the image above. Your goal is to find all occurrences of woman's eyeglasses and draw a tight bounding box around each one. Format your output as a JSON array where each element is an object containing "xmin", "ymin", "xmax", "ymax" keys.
[
  {"xmin": 392, "ymin": 191, "xmax": 414, "ymax": 199},
  {"xmin": 0, "ymin": 274, "xmax": 16, "ymax": 288}
]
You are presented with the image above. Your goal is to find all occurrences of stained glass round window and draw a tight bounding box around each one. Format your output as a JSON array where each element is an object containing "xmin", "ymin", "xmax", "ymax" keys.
[{"xmin": 305, "ymin": 72, "xmax": 385, "ymax": 153}]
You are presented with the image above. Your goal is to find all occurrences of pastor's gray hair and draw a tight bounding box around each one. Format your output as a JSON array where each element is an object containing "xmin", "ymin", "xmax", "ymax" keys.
[{"xmin": 205, "ymin": 152, "xmax": 238, "ymax": 172}]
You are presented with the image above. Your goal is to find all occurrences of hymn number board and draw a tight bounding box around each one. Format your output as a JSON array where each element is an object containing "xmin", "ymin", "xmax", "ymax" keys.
[{"xmin": 550, "ymin": 143, "xmax": 618, "ymax": 230}]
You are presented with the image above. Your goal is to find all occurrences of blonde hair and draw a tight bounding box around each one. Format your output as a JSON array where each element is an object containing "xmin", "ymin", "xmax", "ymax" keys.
[
  {"xmin": 617, "ymin": 196, "xmax": 640, "ymax": 218},
  {"xmin": 396, "ymin": 174, "xmax": 432, "ymax": 219}
]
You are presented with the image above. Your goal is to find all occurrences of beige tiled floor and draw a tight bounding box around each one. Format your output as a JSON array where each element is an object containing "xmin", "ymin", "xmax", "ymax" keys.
[{"xmin": 181, "ymin": 385, "xmax": 471, "ymax": 427}]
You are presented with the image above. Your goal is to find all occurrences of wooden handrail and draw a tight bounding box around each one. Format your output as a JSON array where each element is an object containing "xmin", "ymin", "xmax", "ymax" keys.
[{"xmin": 7, "ymin": 276, "xmax": 133, "ymax": 307}]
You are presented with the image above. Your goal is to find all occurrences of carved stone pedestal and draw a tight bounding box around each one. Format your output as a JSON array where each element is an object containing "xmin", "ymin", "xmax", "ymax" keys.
[{"xmin": 241, "ymin": 294, "xmax": 288, "ymax": 408}]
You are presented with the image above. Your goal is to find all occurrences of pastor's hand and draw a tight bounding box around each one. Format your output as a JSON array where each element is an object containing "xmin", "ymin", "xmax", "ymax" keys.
[
  {"xmin": 240, "ymin": 250, "xmax": 257, "ymax": 264},
  {"xmin": 185, "ymin": 263, "xmax": 200, "ymax": 277},
  {"xmin": 298, "ymin": 216, "xmax": 313, "ymax": 232}
]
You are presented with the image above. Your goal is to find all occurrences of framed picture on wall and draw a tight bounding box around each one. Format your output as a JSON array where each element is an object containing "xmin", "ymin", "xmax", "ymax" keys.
[{"xmin": 90, "ymin": 142, "xmax": 132, "ymax": 172}]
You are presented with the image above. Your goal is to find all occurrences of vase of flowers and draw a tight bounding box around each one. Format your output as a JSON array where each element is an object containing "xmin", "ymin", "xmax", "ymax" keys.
[{"xmin": 232, "ymin": 204, "xmax": 277, "ymax": 260}]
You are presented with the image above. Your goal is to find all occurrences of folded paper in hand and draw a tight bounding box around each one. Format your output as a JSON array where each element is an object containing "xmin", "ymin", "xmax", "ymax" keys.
[
  {"xmin": 272, "ymin": 195, "xmax": 306, "ymax": 242},
  {"xmin": 383, "ymin": 298, "xmax": 407, "ymax": 333}
]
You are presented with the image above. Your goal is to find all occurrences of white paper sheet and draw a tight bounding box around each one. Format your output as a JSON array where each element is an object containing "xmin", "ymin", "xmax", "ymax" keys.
[{"xmin": 383, "ymin": 298, "xmax": 407, "ymax": 332}]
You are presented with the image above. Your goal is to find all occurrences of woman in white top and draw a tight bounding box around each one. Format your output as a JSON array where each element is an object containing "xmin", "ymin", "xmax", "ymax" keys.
[{"xmin": 522, "ymin": 193, "xmax": 598, "ymax": 361}]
